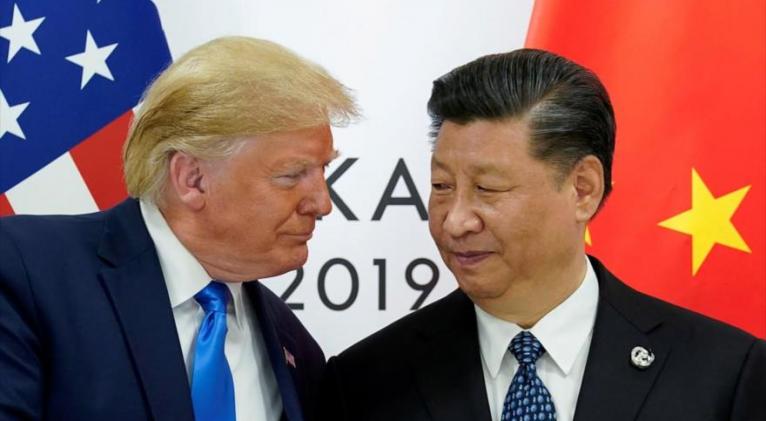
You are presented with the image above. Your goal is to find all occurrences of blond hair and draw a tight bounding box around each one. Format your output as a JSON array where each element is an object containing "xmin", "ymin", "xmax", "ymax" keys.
[{"xmin": 123, "ymin": 36, "xmax": 358, "ymax": 203}]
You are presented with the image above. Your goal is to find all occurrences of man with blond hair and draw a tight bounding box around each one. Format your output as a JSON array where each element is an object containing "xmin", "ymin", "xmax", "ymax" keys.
[{"xmin": 0, "ymin": 36, "xmax": 357, "ymax": 421}]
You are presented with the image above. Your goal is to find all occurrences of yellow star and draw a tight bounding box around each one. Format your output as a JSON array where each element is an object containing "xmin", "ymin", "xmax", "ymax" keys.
[{"xmin": 658, "ymin": 168, "xmax": 751, "ymax": 275}]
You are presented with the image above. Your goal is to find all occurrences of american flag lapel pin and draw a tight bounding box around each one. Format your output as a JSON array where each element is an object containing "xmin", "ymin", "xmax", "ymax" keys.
[{"xmin": 283, "ymin": 347, "xmax": 296, "ymax": 369}]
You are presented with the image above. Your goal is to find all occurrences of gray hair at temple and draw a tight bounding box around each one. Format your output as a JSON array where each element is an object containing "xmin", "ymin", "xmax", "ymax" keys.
[{"xmin": 427, "ymin": 48, "xmax": 615, "ymax": 207}]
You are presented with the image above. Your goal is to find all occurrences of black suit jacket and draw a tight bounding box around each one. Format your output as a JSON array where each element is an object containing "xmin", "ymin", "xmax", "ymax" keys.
[
  {"xmin": 320, "ymin": 256, "xmax": 766, "ymax": 421},
  {"xmin": 0, "ymin": 199, "xmax": 325, "ymax": 421}
]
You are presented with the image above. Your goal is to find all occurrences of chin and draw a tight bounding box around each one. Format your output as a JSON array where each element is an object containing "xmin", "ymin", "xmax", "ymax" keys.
[
  {"xmin": 280, "ymin": 245, "xmax": 310, "ymax": 272},
  {"xmin": 295, "ymin": 244, "xmax": 310, "ymax": 264},
  {"xmin": 455, "ymin": 275, "xmax": 508, "ymax": 301},
  {"xmin": 244, "ymin": 247, "xmax": 309, "ymax": 280}
]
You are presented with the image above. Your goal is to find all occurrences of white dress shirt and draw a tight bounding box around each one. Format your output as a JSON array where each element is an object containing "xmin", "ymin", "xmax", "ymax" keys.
[
  {"xmin": 140, "ymin": 200, "xmax": 282, "ymax": 421},
  {"xmin": 476, "ymin": 258, "xmax": 599, "ymax": 421}
]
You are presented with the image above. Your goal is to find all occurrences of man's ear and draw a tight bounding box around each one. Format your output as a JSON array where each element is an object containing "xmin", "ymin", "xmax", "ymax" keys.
[
  {"xmin": 167, "ymin": 152, "xmax": 207, "ymax": 211},
  {"xmin": 571, "ymin": 155, "xmax": 605, "ymax": 223}
]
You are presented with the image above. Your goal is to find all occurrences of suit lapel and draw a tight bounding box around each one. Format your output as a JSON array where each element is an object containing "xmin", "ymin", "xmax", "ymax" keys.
[
  {"xmin": 574, "ymin": 257, "xmax": 672, "ymax": 421},
  {"xmin": 246, "ymin": 281, "xmax": 304, "ymax": 421},
  {"xmin": 97, "ymin": 200, "xmax": 194, "ymax": 421},
  {"xmin": 411, "ymin": 291, "xmax": 492, "ymax": 421}
]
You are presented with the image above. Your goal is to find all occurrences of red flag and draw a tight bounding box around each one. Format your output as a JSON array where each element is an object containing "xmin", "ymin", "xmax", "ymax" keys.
[{"xmin": 526, "ymin": 0, "xmax": 765, "ymax": 337}]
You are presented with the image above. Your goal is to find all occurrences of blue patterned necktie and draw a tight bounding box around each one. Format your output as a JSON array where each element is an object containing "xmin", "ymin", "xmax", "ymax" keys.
[
  {"xmin": 501, "ymin": 331, "xmax": 557, "ymax": 421},
  {"xmin": 191, "ymin": 282, "xmax": 236, "ymax": 421}
]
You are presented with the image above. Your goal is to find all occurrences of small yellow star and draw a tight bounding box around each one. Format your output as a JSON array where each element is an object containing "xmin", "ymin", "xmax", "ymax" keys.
[{"xmin": 658, "ymin": 168, "xmax": 751, "ymax": 275}]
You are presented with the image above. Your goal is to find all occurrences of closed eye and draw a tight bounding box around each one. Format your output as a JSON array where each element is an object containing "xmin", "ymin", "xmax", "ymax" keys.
[
  {"xmin": 282, "ymin": 172, "xmax": 304, "ymax": 179},
  {"xmin": 476, "ymin": 185, "xmax": 510, "ymax": 193},
  {"xmin": 275, "ymin": 169, "xmax": 308, "ymax": 184}
]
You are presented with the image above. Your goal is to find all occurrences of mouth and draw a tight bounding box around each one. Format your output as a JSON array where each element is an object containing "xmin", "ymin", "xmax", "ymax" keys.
[
  {"xmin": 451, "ymin": 251, "xmax": 492, "ymax": 267},
  {"xmin": 284, "ymin": 232, "xmax": 313, "ymax": 242}
]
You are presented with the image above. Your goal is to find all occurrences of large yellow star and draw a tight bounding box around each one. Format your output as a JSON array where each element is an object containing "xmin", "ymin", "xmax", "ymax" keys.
[{"xmin": 658, "ymin": 168, "xmax": 751, "ymax": 275}]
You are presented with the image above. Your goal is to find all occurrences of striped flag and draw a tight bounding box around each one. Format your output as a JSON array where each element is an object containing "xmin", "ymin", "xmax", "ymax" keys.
[{"xmin": 0, "ymin": 0, "xmax": 170, "ymax": 215}]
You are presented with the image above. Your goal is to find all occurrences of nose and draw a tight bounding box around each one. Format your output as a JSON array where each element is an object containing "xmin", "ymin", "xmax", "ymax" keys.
[
  {"xmin": 441, "ymin": 196, "xmax": 483, "ymax": 238},
  {"xmin": 298, "ymin": 170, "xmax": 333, "ymax": 217}
]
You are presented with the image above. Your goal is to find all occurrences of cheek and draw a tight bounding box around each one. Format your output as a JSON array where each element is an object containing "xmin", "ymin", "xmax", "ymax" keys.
[
  {"xmin": 214, "ymin": 196, "xmax": 283, "ymax": 245},
  {"xmin": 485, "ymin": 200, "xmax": 538, "ymax": 250},
  {"xmin": 207, "ymin": 176, "xmax": 262, "ymax": 220},
  {"xmin": 428, "ymin": 212, "xmax": 440, "ymax": 234},
  {"xmin": 427, "ymin": 201, "xmax": 447, "ymax": 238},
  {"xmin": 515, "ymin": 197, "xmax": 572, "ymax": 252},
  {"xmin": 257, "ymin": 188, "xmax": 303, "ymax": 225}
]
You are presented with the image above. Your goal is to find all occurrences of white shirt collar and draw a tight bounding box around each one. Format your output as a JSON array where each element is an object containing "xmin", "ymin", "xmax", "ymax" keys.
[
  {"xmin": 475, "ymin": 257, "xmax": 599, "ymax": 379},
  {"xmin": 140, "ymin": 200, "xmax": 246, "ymax": 327}
]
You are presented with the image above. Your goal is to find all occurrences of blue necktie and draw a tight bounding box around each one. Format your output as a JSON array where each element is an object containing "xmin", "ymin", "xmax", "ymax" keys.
[
  {"xmin": 501, "ymin": 331, "xmax": 557, "ymax": 421},
  {"xmin": 191, "ymin": 282, "xmax": 236, "ymax": 421}
]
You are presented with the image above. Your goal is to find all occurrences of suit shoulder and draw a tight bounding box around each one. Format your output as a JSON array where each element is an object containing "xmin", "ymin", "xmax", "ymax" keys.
[
  {"xmin": 590, "ymin": 256, "xmax": 759, "ymax": 349},
  {"xmin": 338, "ymin": 289, "xmax": 470, "ymax": 359},
  {"xmin": 0, "ymin": 211, "xmax": 106, "ymax": 249},
  {"xmin": 0, "ymin": 212, "xmax": 108, "ymax": 283},
  {"xmin": 605, "ymin": 272, "xmax": 759, "ymax": 351},
  {"xmin": 650, "ymin": 291, "xmax": 756, "ymax": 345}
]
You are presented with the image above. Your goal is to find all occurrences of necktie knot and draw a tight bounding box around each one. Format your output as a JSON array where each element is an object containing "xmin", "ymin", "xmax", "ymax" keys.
[
  {"xmin": 509, "ymin": 331, "xmax": 546, "ymax": 365},
  {"xmin": 195, "ymin": 281, "xmax": 229, "ymax": 314}
]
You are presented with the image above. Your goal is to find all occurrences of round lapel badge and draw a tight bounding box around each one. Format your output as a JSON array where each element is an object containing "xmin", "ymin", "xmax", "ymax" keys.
[{"xmin": 630, "ymin": 346, "xmax": 655, "ymax": 370}]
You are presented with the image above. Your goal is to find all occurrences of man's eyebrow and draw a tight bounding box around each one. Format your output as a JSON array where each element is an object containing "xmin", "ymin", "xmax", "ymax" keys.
[
  {"xmin": 431, "ymin": 158, "xmax": 506, "ymax": 176},
  {"xmin": 277, "ymin": 150, "xmax": 340, "ymax": 170},
  {"xmin": 468, "ymin": 163, "xmax": 507, "ymax": 176},
  {"xmin": 431, "ymin": 157, "xmax": 449, "ymax": 171}
]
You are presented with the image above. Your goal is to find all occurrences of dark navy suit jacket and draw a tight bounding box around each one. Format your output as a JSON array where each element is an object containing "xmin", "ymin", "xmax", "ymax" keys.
[
  {"xmin": 0, "ymin": 199, "xmax": 325, "ymax": 421},
  {"xmin": 320, "ymin": 256, "xmax": 766, "ymax": 421}
]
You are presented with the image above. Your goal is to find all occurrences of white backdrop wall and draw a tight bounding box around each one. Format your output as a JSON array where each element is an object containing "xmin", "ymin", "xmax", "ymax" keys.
[{"xmin": 154, "ymin": 0, "xmax": 535, "ymax": 357}]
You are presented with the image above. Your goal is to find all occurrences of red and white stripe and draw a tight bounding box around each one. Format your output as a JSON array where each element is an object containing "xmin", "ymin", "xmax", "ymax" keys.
[{"xmin": 0, "ymin": 111, "xmax": 133, "ymax": 216}]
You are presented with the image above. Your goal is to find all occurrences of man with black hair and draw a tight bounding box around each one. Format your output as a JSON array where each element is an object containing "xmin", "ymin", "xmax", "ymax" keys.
[{"xmin": 320, "ymin": 49, "xmax": 765, "ymax": 421}]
